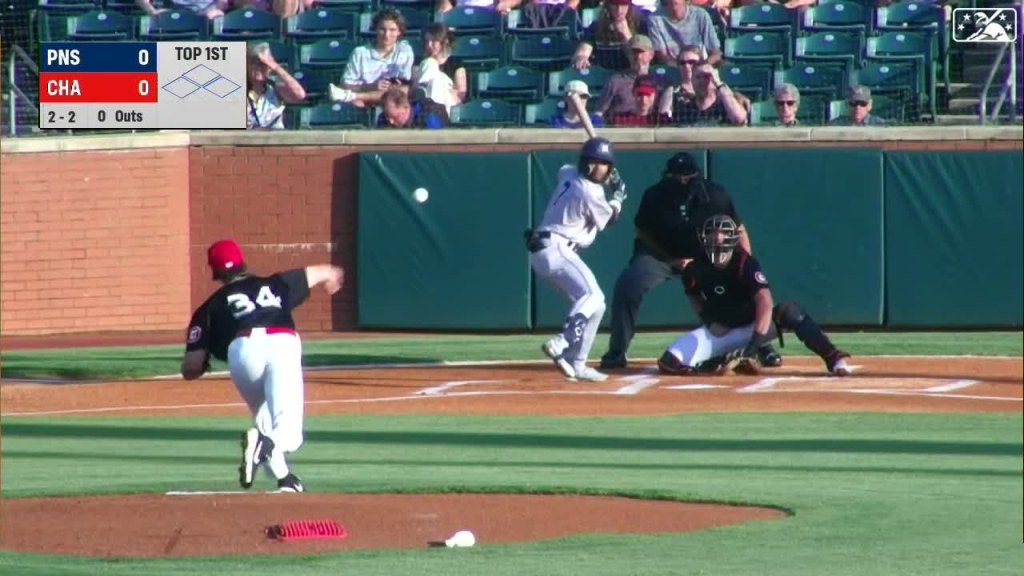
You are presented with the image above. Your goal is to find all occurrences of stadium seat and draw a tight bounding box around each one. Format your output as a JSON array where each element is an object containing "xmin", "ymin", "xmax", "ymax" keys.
[
  {"xmin": 852, "ymin": 60, "xmax": 922, "ymax": 120},
  {"xmin": 509, "ymin": 35, "xmax": 576, "ymax": 72},
  {"xmin": 828, "ymin": 94, "xmax": 906, "ymax": 123},
  {"xmin": 310, "ymin": 0, "xmax": 373, "ymax": 13},
  {"xmin": 590, "ymin": 42, "xmax": 631, "ymax": 72},
  {"xmin": 874, "ymin": 1, "xmax": 944, "ymax": 33},
  {"xmin": 865, "ymin": 31, "xmax": 935, "ymax": 117},
  {"xmin": 723, "ymin": 31, "xmax": 792, "ymax": 71},
  {"xmin": 360, "ymin": 7, "xmax": 432, "ymax": 39},
  {"xmin": 728, "ymin": 2, "xmax": 795, "ymax": 34},
  {"xmin": 719, "ymin": 63, "xmax": 774, "ymax": 102},
  {"xmin": 794, "ymin": 31, "xmax": 863, "ymax": 72},
  {"xmin": 475, "ymin": 65, "xmax": 545, "ymax": 103},
  {"xmin": 300, "ymin": 102, "xmax": 371, "ymax": 128},
  {"xmin": 649, "ymin": 64, "xmax": 683, "ymax": 88},
  {"xmin": 436, "ymin": 6, "xmax": 503, "ymax": 37},
  {"xmin": 548, "ymin": 64, "xmax": 613, "ymax": 97},
  {"xmin": 258, "ymin": 40, "xmax": 297, "ymax": 71},
  {"xmin": 292, "ymin": 68, "xmax": 337, "ymax": 103},
  {"xmin": 524, "ymin": 97, "xmax": 569, "ymax": 125},
  {"xmin": 800, "ymin": 0, "xmax": 869, "ymax": 33},
  {"xmin": 286, "ymin": 8, "xmax": 360, "ymax": 42},
  {"xmin": 37, "ymin": 0, "xmax": 100, "ymax": 42},
  {"xmin": 299, "ymin": 38, "xmax": 358, "ymax": 69},
  {"xmin": 212, "ymin": 8, "xmax": 281, "ymax": 41},
  {"xmin": 449, "ymin": 99, "xmax": 521, "ymax": 127},
  {"xmin": 451, "ymin": 35, "xmax": 505, "ymax": 71},
  {"xmin": 505, "ymin": 7, "xmax": 579, "ymax": 39},
  {"xmin": 101, "ymin": 0, "xmax": 143, "ymax": 15},
  {"xmin": 775, "ymin": 64, "xmax": 848, "ymax": 100},
  {"xmin": 66, "ymin": 10, "xmax": 134, "ymax": 40},
  {"xmin": 138, "ymin": 9, "xmax": 207, "ymax": 41},
  {"xmin": 380, "ymin": 0, "xmax": 434, "ymax": 10}
]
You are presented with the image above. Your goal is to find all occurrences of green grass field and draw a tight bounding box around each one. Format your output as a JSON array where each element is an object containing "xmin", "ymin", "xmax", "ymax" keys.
[{"xmin": 1, "ymin": 332, "xmax": 1022, "ymax": 575}]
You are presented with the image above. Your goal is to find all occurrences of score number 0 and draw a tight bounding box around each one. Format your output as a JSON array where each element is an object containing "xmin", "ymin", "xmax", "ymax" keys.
[{"xmin": 96, "ymin": 49, "xmax": 152, "ymax": 123}]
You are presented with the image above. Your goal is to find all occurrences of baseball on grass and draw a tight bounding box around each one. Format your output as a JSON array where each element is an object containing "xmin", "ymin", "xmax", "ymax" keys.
[
  {"xmin": 413, "ymin": 187, "xmax": 429, "ymax": 203},
  {"xmin": 445, "ymin": 530, "xmax": 476, "ymax": 548}
]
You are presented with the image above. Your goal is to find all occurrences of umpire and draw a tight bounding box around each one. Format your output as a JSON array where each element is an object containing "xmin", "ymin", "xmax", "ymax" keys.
[{"xmin": 599, "ymin": 152, "xmax": 781, "ymax": 369}]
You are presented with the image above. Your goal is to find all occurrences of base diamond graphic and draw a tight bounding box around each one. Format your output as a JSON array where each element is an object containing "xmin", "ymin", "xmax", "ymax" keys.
[
  {"xmin": 182, "ymin": 64, "xmax": 220, "ymax": 87},
  {"xmin": 162, "ymin": 77, "xmax": 201, "ymax": 99},
  {"xmin": 204, "ymin": 76, "xmax": 241, "ymax": 98}
]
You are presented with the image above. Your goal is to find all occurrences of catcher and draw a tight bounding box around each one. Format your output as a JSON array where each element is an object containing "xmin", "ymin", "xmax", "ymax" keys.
[{"xmin": 657, "ymin": 214, "xmax": 852, "ymax": 377}]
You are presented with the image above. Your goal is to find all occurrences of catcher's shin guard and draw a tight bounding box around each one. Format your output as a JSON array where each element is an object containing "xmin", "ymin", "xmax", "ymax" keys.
[
  {"xmin": 773, "ymin": 301, "xmax": 841, "ymax": 361},
  {"xmin": 657, "ymin": 351, "xmax": 695, "ymax": 375}
]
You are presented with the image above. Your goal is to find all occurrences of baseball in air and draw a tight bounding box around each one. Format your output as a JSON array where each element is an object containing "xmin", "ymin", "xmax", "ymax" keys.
[{"xmin": 413, "ymin": 187, "xmax": 429, "ymax": 203}]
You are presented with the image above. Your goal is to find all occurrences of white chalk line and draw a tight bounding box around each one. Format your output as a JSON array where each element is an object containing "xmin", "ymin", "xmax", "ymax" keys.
[
  {"xmin": 924, "ymin": 379, "xmax": 979, "ymax": 393},
  {"xmin": 764, "ymin": 388, "xmax": 1022, "ymax": 402},
  {"xmin": 614, "ymin": 378, "xmax": 661, "ymax": 395}
]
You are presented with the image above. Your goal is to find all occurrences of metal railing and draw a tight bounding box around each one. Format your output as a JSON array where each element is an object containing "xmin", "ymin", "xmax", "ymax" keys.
[
  {"xmin": 5, "ymin": 43, "xmax": 40, "ymax": 136},
  {"xmin": 978, "ymin": 10, "xmax": 1020, "ymax": 124}
]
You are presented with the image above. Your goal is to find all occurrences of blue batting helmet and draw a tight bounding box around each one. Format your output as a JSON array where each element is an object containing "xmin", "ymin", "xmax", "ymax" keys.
[{"xmin": 578, "ymin": 137, "xmax": 615, "ymax": 179}]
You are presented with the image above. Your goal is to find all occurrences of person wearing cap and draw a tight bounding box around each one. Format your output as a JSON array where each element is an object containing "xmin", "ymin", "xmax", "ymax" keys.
[
  {"xmin": 608, "ymin": 74, "xmax": 671, "ymax": 126},
  {"xmin": 647, "ymin": 0, "xmax": 722, "ymax": 67},
  {"xmin": 600, "ymin": 151, "xmax": 782, "ymax": 370},
  {"xmin": 829, "ymin": 85, "xmax": 887, "ymax": 126},
  {"xmin": 771, "ymin": 83, "xmax": 802, "ymax": 127},
  {"xmin": 571, "ymin": 0, "xmax": 651, "ymax": 71},
  {"xmin": 592, "ymin": 34, "xmax": 662, "ymax": 118},
  {"xmin": 181, "ymin": 240, "xmax": 345, "ymax": 493},
  {"xmin": 547, "ymin": 79, "xmax": 606, "ymax": 129}
]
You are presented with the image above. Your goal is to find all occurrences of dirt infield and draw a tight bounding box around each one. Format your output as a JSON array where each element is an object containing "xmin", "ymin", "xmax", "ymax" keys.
[{"xmin": 1, "ymin": 355, "xmax": 1020, "ymax": 557}]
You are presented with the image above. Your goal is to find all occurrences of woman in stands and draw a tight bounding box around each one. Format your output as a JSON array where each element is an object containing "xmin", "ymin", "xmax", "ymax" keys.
[
  {"xmin": 571, "ymin": 0, "xmax": 650, "ymax": 71},
  {"xmin": 246, "ymin": 42, "xmax": 306, "ymax": 130},
  {"xmin": 339, "ymin": 7, "xmax": 416, "ymax": 107},
  {"xmin": 412, "ymin": 23, "xmax": 468, "ymax": 112}
]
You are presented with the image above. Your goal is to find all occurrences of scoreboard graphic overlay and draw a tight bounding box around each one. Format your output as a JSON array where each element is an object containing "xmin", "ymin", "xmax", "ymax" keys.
[{"xmin": 39, "ymin": 42, "xmax": 247, "ymax": 130}]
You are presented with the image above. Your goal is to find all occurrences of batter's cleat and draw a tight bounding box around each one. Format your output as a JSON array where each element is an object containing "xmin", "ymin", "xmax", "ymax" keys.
[
  {"xmin": 758, "ymin": 345, "xmax": 783, "ymax": 367},
  {"xmin": 276, "ymin": 473, "xmax": 305, "ymax": 493},
  {"xmin": 571, "ymin": 366, "xmax": 609, "ymax": 382},
  {"xmin": 542, "ymin": 340, "xmax": 575, "ymax": 379},
  {"xmin": 599, "ymin": 354, "xmax": 628, "ymax": 370},
  {"xmin": 239, "ymin": 428, "xmax": 274, "ymax": 490},
  {"xmin": 826, "ymin": 350, "xmax": 852, "ymax": 377}
]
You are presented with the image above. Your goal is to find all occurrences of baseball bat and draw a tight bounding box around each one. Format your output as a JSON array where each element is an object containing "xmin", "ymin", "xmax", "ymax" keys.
[{"xmin": 566, "ymin": 91, "xmax": 597, "ymax": 140}]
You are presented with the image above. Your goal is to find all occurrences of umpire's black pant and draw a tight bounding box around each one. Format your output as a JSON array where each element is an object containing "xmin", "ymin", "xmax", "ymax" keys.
[{"xmin": 601, "ymin": 246, "xmax": 682, "ymax": 364}]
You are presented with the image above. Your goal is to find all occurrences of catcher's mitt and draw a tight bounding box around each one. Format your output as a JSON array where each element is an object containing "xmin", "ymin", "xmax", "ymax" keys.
[{"xmin": 730, "ymin": 357, "xmax": 761, "ymax": 375}]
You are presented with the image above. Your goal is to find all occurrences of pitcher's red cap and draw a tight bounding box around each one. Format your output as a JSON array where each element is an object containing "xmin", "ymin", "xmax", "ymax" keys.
[{"xmin": 208, "ymin": 239, "xmax": 244, "ymax": 271}]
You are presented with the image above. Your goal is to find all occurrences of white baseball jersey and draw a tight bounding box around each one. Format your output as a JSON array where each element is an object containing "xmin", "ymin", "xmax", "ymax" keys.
[{"xmin": 537, "ymin": 165, "xmax": 616, "ymax": 249}]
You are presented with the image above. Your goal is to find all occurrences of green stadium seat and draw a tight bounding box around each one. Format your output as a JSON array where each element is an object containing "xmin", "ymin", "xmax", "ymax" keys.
[
  {"xmin": 865, "ymin": 30, "xmax": 935, "ymax": 118},
  {"xmin": 590, "ymin": 42, "xmax": 631, "ymax": 72},
  {"xmin": 728, "ymin": 2, "xmax": 795, "ymax": 35},
  {"xmin": 720, "ymin": 62, "xmax": 774, "ymax": 102},
  {"xmin": 436, "ymin": 6, "xmax": 503, "ymax": 37},
  {"xmin": 449, "ymin": 98, "xmax": 521, "ymax": 127},
  {"xmin": 256, "ymin": 39, "xmax": 297, "ymax": 71},
  {"xmin": 300, "ymin": 102, "xmax": 371, "ymax": 128},
  {"xmin": 286, "ymin": 8, "xmax": 360, "ymax": 42},
  {"xmin": 451, "ymin": 35, "xmax": 504, "ymax": 72},
  {"xmin": 794, "ymin": 30, "xmax": 863, "ymax": 72},
  {"xmin": 874, "ymin": 1, "xmax": 944, "ymax": 33},
  {"xmin": 38, "ymin": 0, "xmax": 100, "ymax": 42},
  {"xmin": 138, "ymin": 9, "xmax": 207, "ymax": 41},
  {"xmin": 505, "ymin": 7, "xmax": 579, "ymax": 39},
  {"xmin": 852, "ymin": 60, "xmax": 922, "ymax": 120},
  {"xmin": 523, "ymin": 97, "xmax": 568, "ymax": 125},
  {"xmin": 213, "ymin": 8, "xmax": 281, "ymax": 41},
  {"xmin": 380, "ymin": 0, "xmax": 434, "ymax": 10},
  {"xmin": 547, "ymin": 64, "xmax": 613, "ymax": 97},
  {"xmin": 309, "ymin": 0, "xmax": 373, "ymax": 13},
  {"xmin": 800, "ymin": 0, "xmax": 869, "ymax": 33},
  {"xmin": 649, "ymin": 64, "xmax": 683, "ymax": 88},
  {"xmin": 775, "ymin": 64, "xmax": 848, "ymax": 100},
  {"xmin": 299, "ymin": 38, "xmax": 358, "ymax": 69},
  {"xmin": 508, "ymin": 34, "xmax": 576, "ymax": 72},
  {"xmin": 475, "ymin": 65, "xmax": 545, "ymax": 103},
  {"xmin": 66, "ymin": 10, "xmax": 134, "ymax": 40},
  {"xmin": 723, "ymin": 31, "xmax": 792, "ymax": 71},
  {"xmin": 292, "ymin": 68, "xmax": 337, "ymax": 103}
]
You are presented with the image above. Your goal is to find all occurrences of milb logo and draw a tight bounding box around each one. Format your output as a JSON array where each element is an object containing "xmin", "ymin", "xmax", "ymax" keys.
[{"xmin": 952, "ymin": 7, "xmax": 1018, "ymax": 43}]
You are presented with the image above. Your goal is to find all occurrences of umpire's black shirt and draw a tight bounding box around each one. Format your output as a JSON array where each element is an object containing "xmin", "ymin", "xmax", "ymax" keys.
[{"xmin": 633, "ymin": 176, "xmax": 742, "ymax": 260}]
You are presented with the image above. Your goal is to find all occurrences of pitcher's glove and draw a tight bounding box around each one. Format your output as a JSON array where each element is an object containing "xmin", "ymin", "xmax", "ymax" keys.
[{"xmin": 606, "ymin": 168, "xmax": 627, "ymax": 210}]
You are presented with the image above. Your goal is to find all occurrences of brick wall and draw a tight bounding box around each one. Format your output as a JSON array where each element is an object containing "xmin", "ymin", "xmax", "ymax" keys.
[{"xmin": 0, "ymin": 148, "xmax": 190, "ymax": 335}]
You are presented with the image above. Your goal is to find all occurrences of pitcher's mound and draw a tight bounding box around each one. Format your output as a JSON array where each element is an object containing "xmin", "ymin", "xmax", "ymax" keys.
[{"xmin": 1, "ymin": 493, "xmax": 785, "ymax": 557}]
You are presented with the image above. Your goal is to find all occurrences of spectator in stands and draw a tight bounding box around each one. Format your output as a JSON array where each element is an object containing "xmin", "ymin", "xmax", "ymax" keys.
[
  {"xmin": 608, "ymin": 75, "xmax": 671, "ymax": 126},
  {"xmin": 246, "ymin": 42, "xmax": 306, "ymax": 130},
  {"xmin": 340, "ymin": 7, "xmax": 415, "ymax": 107},
  {"xmin": 413, "ymin": 23, "xmax": 467, "ymax": 112},
  {"xmin": 136, "ymin": 0, "xmax": 229, "ymax": 19},
  {"xmin": 571, "ymin": 0, "xmax": 650, "ymax": 71},
  {"xmin": 593, "ymin": 34, "xmax": 660, "ymax": 119},
  {"xmin": 670, "ymin": 60, "xmax": 746, "ymax": 125},
  {"xmin": 547, "ymin": 80, "xmax": 606, "ymax": 128},
  {"xmin": 230, "ymin": 0, "xmax": 312, "ymax": 17},
  {"xmin": 376, "ymin": 87, "xmax": 450, "ymax": 128},
  {"xmin": 519, "ymin": 0, "xmax": 581, "ymax": 29},
  {"xmin": 771, "ymin": 82, "xmax": 801, "ymax": 126},
  {"xmin": 659, "ymin": 45, "xmax": 750, "ymax": 118},
  {"xmin": 647, "ymin": 0, "xmax": 722, "ymax": 66},
  {"xmin": 436, "ymin": 0, "xmax": 522, "ymax": 14},
  {"xmin": 830, "ymin": 85, "xmax": 887, "ymax": 126}
]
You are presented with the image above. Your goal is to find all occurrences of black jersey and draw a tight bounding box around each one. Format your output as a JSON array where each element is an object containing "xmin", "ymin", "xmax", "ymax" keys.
[
  {"xmin": 683, "ymin": 250, "xmax": 770, "ymax": 328},
  {"xmin": 184, "ymin": 269, "xmax": 310, "ymax": 362},
  {"xmin": 633, "ymin": 176, "xmax": 741, "ymax": 259}
]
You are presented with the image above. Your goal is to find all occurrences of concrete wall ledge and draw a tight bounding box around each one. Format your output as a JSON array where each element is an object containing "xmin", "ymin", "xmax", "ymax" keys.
[{"xmin": 2, "ymin": 126, "xmax": 1021, "ymax": 154}]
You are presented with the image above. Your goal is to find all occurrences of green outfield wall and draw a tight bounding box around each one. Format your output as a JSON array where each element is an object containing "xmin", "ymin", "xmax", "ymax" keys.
[{"xmin": 357, "ymin": 148, "xmax": 1023, "ymax": 330}]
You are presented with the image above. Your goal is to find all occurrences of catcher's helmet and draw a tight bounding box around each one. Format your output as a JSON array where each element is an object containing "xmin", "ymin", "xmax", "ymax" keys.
[
  {"xmin": 699, "ymin": 214, "xmax": 741, "ymax": 267},
  {"xmin": 578, "ymin": 137, "xmax": 615, "ymax": 183}
]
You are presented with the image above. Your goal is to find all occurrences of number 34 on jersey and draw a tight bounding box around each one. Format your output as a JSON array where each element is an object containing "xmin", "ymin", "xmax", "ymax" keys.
[{"xmin": 227, "ymin": 286, "xmax": 283, "ymax": 318}]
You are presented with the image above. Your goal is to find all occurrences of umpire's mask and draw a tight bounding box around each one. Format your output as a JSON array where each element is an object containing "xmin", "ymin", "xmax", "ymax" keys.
[{"xmin": 700, "ymin": 215, "xmax": 740, "ymax": 268}]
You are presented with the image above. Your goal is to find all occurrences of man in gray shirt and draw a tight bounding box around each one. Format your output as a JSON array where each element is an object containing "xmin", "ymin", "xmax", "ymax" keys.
[{"xmin": 647, "ymin": 0, "xmax": 722, "ymax": 66}]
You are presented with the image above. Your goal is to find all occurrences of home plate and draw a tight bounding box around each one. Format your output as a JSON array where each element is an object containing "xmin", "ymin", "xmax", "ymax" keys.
[{"xmin": 663, "ymin": 383, "xmax": 729, "ymax": 390}]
